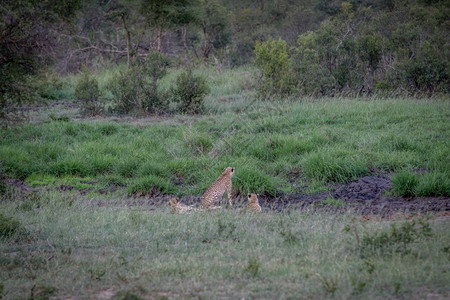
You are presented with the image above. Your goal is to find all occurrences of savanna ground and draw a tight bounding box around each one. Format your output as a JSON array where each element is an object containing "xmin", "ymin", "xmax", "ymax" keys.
[{"xmin": 1, "ymin": 66, "xmax": 449, "ymax": 299}]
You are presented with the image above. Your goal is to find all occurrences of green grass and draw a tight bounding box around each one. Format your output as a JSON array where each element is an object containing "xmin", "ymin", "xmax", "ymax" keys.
[
  {"xmin": 1, "ymin": 95, "xmax": 449, "ymax": 197},
  {"xmin": 392, "ymin": 171, "xmax": 450, "ymax": 197},
  {"xmin": 2, "ymin": 66, "xmax": 448, "ymax": 299},
  {"xmin": 0, "ymin": 191, "xmax": 449, "ymax": 299}
]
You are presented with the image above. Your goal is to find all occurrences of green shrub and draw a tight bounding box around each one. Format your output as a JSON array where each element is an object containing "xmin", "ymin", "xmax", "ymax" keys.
[
  {"xmin": 171, "ymin": 71, "xmax": 209, "ymax": 114},
  {"xmin": 108, "ymin": 53, "xmax": 170, "ymax": 115},
  {"xmin": 360, "ymin": 219, "xmax": 432, "ymax": 258},
  {"xmin": 254, "ymin": 38, "xmax": 296, "ymax": 98},
  {"xmin": 74, "ymin": 72, "xmax": 101, "ymax": 115},
  {"xmin": 35, "ymin": 72, "xmax": 70, "ymax": 100},
  {"xmin": 391, "ymin": 171, "xmax": 419, "ymax": 197},
  {"xmin": 292, "ymin": 32, "xmax": 322, "ymax": 95}
]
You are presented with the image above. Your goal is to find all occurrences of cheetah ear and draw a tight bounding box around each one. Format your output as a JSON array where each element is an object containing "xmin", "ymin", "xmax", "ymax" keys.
[{"xmin": 231, "ymin": 168, "xmax": 234, "ymax": 172}]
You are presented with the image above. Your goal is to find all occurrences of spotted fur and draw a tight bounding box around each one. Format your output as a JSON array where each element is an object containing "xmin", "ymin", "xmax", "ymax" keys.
[
  {"xmin": 169, "ymin": 197, "xmax": 196, "ymax": 214},
  {"xmin": 241, "ymin": 193, "xmax": 262, "ymax": 213},
  {"xmin": 201, "ymin": 167, "xmax": 234, "ymax": 209}
]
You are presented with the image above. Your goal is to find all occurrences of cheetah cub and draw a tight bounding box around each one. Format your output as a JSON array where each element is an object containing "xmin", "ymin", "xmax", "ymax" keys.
[
  {"xmin": 241, "ymin": 193, "xmax": 262, "ymax": 213},
  {"xmin": 201, "ymin": 167, "xmax": 234, "ymax": 209},
  {"xmin": 169, "ymin": 197, "xmax": 196, "ymax": 214}
]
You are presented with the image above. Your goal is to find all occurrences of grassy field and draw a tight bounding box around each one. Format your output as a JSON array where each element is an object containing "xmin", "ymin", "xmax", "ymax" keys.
[
  {"xmin": 1, "ymin": 189, "xmax": 449, "ymax": 299},
  {"xmin": 1, "ymin": 97, "xmax": 449, "ymax": 197},
  {"xmin": 1, "ymin": 66, "xmax": 450, "ymax": 299}
]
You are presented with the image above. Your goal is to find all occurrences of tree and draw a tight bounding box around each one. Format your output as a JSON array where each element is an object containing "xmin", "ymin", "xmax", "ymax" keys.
[
  {"xmin": 193, "ymin": 0, "xmax": 231, "ymax": 58},
  {"xmin": 254, "ymin": 38, "xmax": 295, "ymax": 98},
  {"xmin": 0, "ymin": 0, "xmax": 81, "ymax": 125},
  {"xmin": 141, "ymin": 0, "xmax": 196, "ymax": 52}
]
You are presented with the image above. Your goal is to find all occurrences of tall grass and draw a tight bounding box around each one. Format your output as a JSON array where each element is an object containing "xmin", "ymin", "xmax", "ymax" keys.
[
  {"xmin": 0, "ymin": 191, "xmax": 449, "ymax": 299},
  {"xmin": 1, "ymin": 96, "xmax": 449, "ymax": 196}
]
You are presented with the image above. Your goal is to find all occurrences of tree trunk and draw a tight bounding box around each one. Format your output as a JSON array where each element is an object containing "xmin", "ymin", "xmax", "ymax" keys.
[
  {"xmin": 157, "ymin": 26, "xmax": 162, "ymax": 52},
  {"xmin": 202, "ymin": 27, "xmax": 211, "ymax": 58},
  {"xmin": 120, "ymin": 14, "xmax": 131, "ymax": 68},
  {"xmin": 182, "ymin": 26, "xmax": 188, "ymax": 62},
  {"xmin": 212, "ymin": 53, "xmax": 221, "ymax": 73}
]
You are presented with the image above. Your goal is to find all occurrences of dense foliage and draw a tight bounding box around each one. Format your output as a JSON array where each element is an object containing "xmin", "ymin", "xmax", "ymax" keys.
[
  {"xmin": 0, "ymin": 0, "xmax": 448, "ymax": 121},
  {"xmin": 74, "ymin": 72, "xmax": 101, "ymax": 115},
  {"xmin": 0, "ymin": 0, "xmax": 80, "ymax": 125},
  {"xmin": 108, "ymin": 52, "xmax": 170, "ymax": 114},
  {"xmin": 256, "ymin": 1, "xmax": 449, "ymax": 97},
  {"xmin": 171, "ymin": 71, "xmax": 210, "ymax": 114}
]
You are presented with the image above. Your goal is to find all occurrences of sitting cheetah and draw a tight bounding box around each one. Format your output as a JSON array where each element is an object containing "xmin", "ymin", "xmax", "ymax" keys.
[
  {"xmin": 169, "ymin": 197, "xmax": 196, "ymax": 214},
  {"xmin": 241, "ymin": 193, "xmax": 262, "ymax": 213},
  {"xmin": 201, "ymin": 167, "xmax": 234, "ymax": 209}
]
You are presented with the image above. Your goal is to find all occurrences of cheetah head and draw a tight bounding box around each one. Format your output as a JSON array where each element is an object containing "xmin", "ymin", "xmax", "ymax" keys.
[
  {"xmin": 248, "ymin": 193, "xmax": 258, "ymax": 204},
  {"xmin": 223, "ymin": 166, "xmax": 235, "ymax": 178},
  {"xmin": 169, "ymin": 197, "xmax": 179, "ymax": 208}
]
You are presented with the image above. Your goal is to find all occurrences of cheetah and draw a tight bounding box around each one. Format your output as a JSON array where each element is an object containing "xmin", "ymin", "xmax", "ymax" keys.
[
  {"xmin": 201, "ymin": 167, "xmax": 234, "ymax": 209},
  {"xmin": 169, "ymin": 197, "xmax": 196, "ymax": 214},
  {"xmin": 241, "ymin": 193, "xmax": 262, "ymax": 213}
]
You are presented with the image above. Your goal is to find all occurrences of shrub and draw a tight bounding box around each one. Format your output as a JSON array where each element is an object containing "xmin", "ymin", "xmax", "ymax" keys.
[
  {"xmin": 171, "ymin": 71, "xmax": 209, "ymax": 114},
  {"xmin": 108, "ymin": 53, "xmax": 170, "ymax": 114},
  {"xmin": 254, "ymin": 38, "xmax": 296, "ymax": 98},
  {"xmin": 292, "ymin": 32, "xmax": 322, "ymax": 95},
  {"xmin": 35, "ymin": 72, "xmax": 69, "ymax": 100},
  {"xmin": 359, "ymin": 219, "xmax": 432, "ymax": 258},
  {"xmin": 74, "ymin": 71, "xmax": 101, "ymax": 115},
  {"xmin": 391, "ymin": 171, "xmax": 419, "ymax": 197}
]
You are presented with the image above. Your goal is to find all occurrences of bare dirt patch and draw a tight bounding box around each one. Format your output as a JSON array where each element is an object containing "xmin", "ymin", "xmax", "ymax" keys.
[{"xmin": 258, "ymin": 174, "xmax": 450, "ymax": 217}]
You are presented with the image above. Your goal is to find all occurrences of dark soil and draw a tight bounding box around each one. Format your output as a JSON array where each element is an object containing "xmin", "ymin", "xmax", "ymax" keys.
[
  {"xmin": 256, "ymin": 174, "xmax": 450, "ymax": 217},
  {"xmin": 2, "ymin": 173, "xmax": 449, "ymax": 218}
]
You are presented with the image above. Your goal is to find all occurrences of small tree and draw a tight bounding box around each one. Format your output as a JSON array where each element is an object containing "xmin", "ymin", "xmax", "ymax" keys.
[
  {"xmin": 74, "ymin": 72, "xmax": 101, "ymax": 115},
  {"xmin": 254, "ymin": 38, "xmax": 296, "ymax": 99},
  {"xmin": 171, "ymin": 71, "xmax": 209, "ymax": 114},
  {"xmin": 108, "ymin": 52, "xmax": 170, "ymax": 114}
]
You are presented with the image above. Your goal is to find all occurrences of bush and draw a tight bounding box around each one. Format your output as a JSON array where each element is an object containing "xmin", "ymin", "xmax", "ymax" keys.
[
  {"xmin": 391, "ymin": 171, "xmax": 419, "ymax": 197},
  {"xmin": 292, "ymin": 32, "xmax": 322, "ymax": 95},
  {"xmin": 359, "ymin": 219, "xmax": 432, "ymax": 258},
  {"xmin": 108, "ymin": 53, "xmax": 170, "ymax": 115},
  {"xmin": 74, "ymin": 72, "xmax": 101, "ymax": 115},
  {"xmin": 254, "ymin": 38, "xmax": 296, "ymax": 98},
  {"xmin": 35, "ymin": 72, "xmax": 70, "ymax": 100},
  {"xmin": 171, "ymin": 71, "xmax": 209, "ymax": 114}
]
